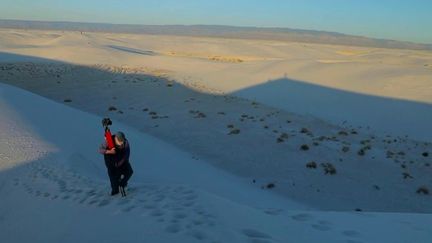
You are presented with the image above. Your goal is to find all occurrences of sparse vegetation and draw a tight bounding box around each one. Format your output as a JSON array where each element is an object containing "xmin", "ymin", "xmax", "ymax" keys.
[
  {"xmin": 417, "ymin": 186, "xmax": 429, "ymax": 195},
  {"xmin": 63, "ymin": 99, "xmax": 72, "ymax": 103},
  {"xmin": 342, "ymin": 146, "xmax": 350, "ymax": 153},
  {"xmin": 108, "ymin": 106, "xmax": 117, "ymax": 111},
  {"xmin": 338, "ymin": 131, "xmax": 349, "ymax": 136},
  {"xmin": 190, "ymin": 110, "xmax": 206, "ymax": 118},
  {"xmin": 422, "ymin": 152, "xmax": 429, "ymax": 157},
  {"xmin": 228, "ymin": 128, "xmax": 240, "ymax": 135},
  {"xmin": 300, "ymin": 144, "xmax": 310, "ymax": 151},
  {"xmin": 321, "ymin": 163, "xmax": 337, "ymax": 175},
  {"xmin": 300, "ymin": 128, "xmax": 309, "ymax": 134},
  {"xmin": 402, "ymin": 172, "xmax": 413, "ymax": 179},
  {"xmin": 266, "ymin": 183, "xmax": 275, "ymax": 189},
  {"xmin": 306, "ymin": 161, "xmax": 317, "ymax": 169}
]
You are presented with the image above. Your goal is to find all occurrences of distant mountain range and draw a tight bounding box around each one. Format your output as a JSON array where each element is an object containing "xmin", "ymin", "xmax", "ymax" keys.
[{"xmin": 1, "ymin": 19, "xmax": 431, "ymax": 50}]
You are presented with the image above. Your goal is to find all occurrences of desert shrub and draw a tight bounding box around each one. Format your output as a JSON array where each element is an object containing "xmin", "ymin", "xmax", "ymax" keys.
[
  {"xmin": 402, "ymin": 172, "xmax": 413, "ymax": 179},
  {"xmin": 228, "ymin": 129, "xmax": 240, "ymax": 135},
  {"xmin": 280, "ymin": 133, "xmax": 289, "ymax": 139},
  {"xmin": 342, "ymin": 146, "xmax": 350, "ymax": 153},
  {"xmin": 417, "ymin": 186, "xmax": 429, "ymax": 195},
  {"xmin": 338, "ymin": 131, "xmax": 349, "ymax": 136},
  {"xmin": 300, "ymin": 128, "xmax": 309, "ymax": 134},
  {"xmin": 422, "ymin": 152, "xmax": 429, "ymax": 157},
  {"xmin": 306, "ymin": 161, "xmax": 317, "ymax": 169},
  {"xmin": 266, "ymin": 183, "xmax": 275, "ymax": 189},
  {"xmin": 195, "ymin": 112, "xmax": 206, "ymax": 118},
  {"xmin": 321, "ymin": 163, "xmax": 337, "ymax": 175},
  {"xmin": 63, "ymin": 99, "xmax": 72, "ymax": 103},
  {"xmin": 357, "ymin": 149, "xmax": 365, "ymax": 156},
  {"xmin": 108, "ymin": 106, "xmax": 117, "ymax": 111},
  {"xmin": 300, "ymin": 144, "xmax": 310, "ymax": 151}
]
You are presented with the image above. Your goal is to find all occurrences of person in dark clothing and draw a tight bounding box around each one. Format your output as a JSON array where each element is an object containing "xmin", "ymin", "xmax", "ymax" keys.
[{"xmin": 99, "ymin": 131, "xmax": 133, "ymax": 196}]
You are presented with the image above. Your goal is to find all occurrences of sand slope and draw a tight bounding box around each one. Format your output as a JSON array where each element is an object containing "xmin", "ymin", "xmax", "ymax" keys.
[{"xmin": 1, "ymin": 83, "xmax": 432, "ymax": 243}]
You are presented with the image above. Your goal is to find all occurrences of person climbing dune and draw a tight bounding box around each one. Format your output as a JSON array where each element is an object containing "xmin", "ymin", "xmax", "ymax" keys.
[{"xmin": 99, "ymin": 131, "xmax": 133, "ymax": 196}]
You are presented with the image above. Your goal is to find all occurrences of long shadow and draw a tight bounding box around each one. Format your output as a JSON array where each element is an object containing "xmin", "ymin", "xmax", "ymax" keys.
[
  {"xmin": 1, "ymin": 51, "xmax": 432, "ymax": 213},
  {"xmin": 233, "ymin": 78, "xmax": 432, "ymax": 141}
]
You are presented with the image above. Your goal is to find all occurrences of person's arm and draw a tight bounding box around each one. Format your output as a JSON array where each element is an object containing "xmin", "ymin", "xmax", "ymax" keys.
[
  {"xmin": 99, "ymin": 140, "xmax": 116, "ymax": 154},
  {"xmin": 116, "ymin": 141, "xmax": 130, "ymax": 167}
]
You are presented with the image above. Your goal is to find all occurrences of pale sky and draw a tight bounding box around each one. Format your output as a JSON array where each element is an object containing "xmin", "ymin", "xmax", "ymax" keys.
[{"xmin": 0, "ymin": 0, "xmax": 431, "ymax": 44}]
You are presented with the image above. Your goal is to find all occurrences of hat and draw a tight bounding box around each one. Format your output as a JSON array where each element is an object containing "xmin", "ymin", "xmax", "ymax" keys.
[{"xmin": 115, "ymin": 131, "xmax": 126, "ymax": 142}]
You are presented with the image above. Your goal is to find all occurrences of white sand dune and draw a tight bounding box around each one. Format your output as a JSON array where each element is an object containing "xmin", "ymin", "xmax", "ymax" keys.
[
  {"xmin": 1, "ymin": 83, "xmax": 431, "ymax": 243},
  {"xmin": 1, "ymin": 28, "xmax": 431, "ymax": 139},
  {"xmin": 1, "ymin": 28, "xmax": 432, "ymax": 242}
]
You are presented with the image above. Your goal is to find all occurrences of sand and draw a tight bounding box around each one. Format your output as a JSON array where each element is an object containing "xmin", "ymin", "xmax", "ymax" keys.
[{"xmin": 1, "ymin": 28, "xmax": 432, "ymax": 214}]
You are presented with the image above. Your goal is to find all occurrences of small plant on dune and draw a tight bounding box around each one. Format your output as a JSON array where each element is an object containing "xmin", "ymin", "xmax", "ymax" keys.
[
  {"xmin": 422, "ymin": 152, "xmax": 429, "ymax": 157},
  {"xmin": 63, "ymin": 99, "xmax": 72, "ymax": 103},
  {"xmin": 300, "ymin": 128, "xmax": 310, "ymax": 134},
  {"xmin": 142, "ymin": 108, "xmax": 149, "ymax": 112},
  {"xmin": 276, "ymin": 137, "xmax": 284, "ymax": 143},
  {"xmin": 338, "ymin": 131, "xmax": 349, "ymax": 136},
  {"xmin": 300, "ymin": 144, "xmax": 310, "ymax": 151},
  {"xmin": 417, "ymin": 186, "xmax": 429, "ymax": 195},
  {"xmin": 402, "ymin": 172, "xmax": 413, "ymax": 179},
  {"xmin": 280, "ymin": 133, "xmax": 289, "ymax": 139},
  {"xmin": 227, "ymin": 124, "xmax": 234, "ymax": 129},
  {"xmin": 306, "ymin": 161, "xmax": 317, "ymax": 169},
  {"xmin": 266, "ymin": 183, "xmax": 275, "ymax": 189},
  {"xmin": 342, "ymin": 146, "xmax": 350, "ymax": 153},
  {"xmin": 357, "ymin": 149, "xmax": 365, "ymax": 156},
  {"xmin": 228, "ymin": 128, "xmax": 240, "ymax": 135},
  {"xmin": 149, "ymin": 111, "xmax": 157, "ymax": 115},
  {"xmin": 321, "ymin": 163, "xmax": 337, "ymax": 175},
  {"xmin": 195, "ymin": 112, "xmax": 206, "ymax": 118},
  {"xmin": 108, "ymin": 106, "xmax": 117, "ymax": 111}
]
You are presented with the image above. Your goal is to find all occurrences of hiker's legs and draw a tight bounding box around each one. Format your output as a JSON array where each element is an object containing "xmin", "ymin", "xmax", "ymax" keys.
[
  {"xmin": 119, "ymin": 162, "xmax": 133, "ymax": 187},
  {"xmin": 107, "ymin": 166, "xmax": 120, "ymax": 193}
]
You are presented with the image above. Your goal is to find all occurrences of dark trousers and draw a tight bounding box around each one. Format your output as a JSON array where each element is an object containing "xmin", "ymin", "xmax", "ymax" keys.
[
  {"xmin": 104, "ymin": 156, "xmax": 133, "ymax": 191},
  {"xmin": 117, "ymin": 162, "xmax": 133, "ymax": 187}
]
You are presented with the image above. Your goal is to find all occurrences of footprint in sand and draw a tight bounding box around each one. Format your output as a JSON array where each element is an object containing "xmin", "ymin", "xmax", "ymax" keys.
[
  {"xmin": 242, "ymin": 229, "xmax": 272, "ymax": 240},
  {"xmin": 165, "ymin": 223, "xmax": 182, "ymax": 233},
  {"xmin": 311, "ymin": 224, "xmax": 332, "ymax": 231},
  {"xmin": 342, "ymin": 230, "xmax": 361, "ymax": 238},
  {"xmin": 291, "ymin": 213, "xmax": 313, "ymax": 222}
]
